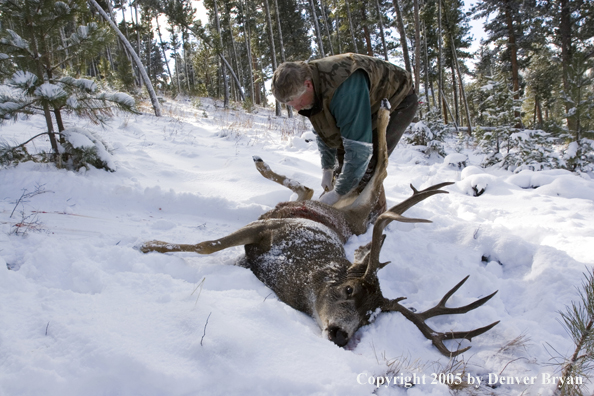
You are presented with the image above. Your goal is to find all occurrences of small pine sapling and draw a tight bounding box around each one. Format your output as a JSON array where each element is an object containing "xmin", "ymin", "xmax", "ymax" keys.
[{"xmin": 553, "ymin": 269, "xmax": 594, "ymax": 396}]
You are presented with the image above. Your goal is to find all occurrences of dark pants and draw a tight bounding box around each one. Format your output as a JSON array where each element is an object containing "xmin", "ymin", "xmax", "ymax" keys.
[{"xmin": 335, "ymin": 91, "xmax": 419, "ymax": 193}]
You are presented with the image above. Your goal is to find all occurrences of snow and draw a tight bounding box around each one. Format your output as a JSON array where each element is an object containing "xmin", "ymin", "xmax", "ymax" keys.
[
  {"xmin": 564, "ymin": 141, "xmax": 579, "ymax": 159},
  {"xmin": 10, "ymin": 71, "xmax": 37, "ymax": 88},
  {"xmin": 99, "ymin": 92, "xmax": 135, "ymax": 108},
  {"xmin": 2, "ymin": 30, "xmax": 30, "ymax": 51},
  {"xmin": 1, "ymin": 98, "xmax": 593, "ymax": 395},
  {"xmin": 35, "ymin": 83, "xmax": 67, "ymax": 101}
]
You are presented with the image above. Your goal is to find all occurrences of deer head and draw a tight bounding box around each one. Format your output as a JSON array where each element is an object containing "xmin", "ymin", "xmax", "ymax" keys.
[
  {"xmin": 310, "ymin": 252, "xmax": 386, "ymax": 346},
  {"xmin": 310, "ymin": 182, "xmax": 499, "ymax": 355}
]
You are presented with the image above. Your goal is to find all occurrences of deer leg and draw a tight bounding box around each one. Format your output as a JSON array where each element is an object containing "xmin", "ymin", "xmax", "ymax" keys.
[
  {"xmin": 140, "ymin": 219, "xmax": 288, "ymax": 254},
  {"xmin": 252, "ymin": 156, "xmax": 314, "ymax": 201}
]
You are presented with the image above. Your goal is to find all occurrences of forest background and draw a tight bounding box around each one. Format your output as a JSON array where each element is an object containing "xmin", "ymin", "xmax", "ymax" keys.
[{"xmin": 0, "ymin": 0, "xmax": 593, "ymax": 171}]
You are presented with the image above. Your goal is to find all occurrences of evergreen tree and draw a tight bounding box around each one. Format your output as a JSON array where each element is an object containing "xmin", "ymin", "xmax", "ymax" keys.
[{"xmin": 0, "ymin": 0, "xmax": 138, "ymax": 168}]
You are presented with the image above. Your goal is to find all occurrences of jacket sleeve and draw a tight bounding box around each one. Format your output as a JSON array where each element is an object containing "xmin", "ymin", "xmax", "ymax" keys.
[
  {"xmin": 315, "ymin": 132, "xmax": 337, "ymax": 170},
  {"xmin": 333, "ymin": 137, "xmax": 373, "ymax": 195}
]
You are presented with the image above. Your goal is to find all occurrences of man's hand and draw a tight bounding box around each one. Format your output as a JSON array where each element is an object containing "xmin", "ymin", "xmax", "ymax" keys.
[
  {"xmin": 321, "ymin": 169, "xmax": 334, "ymax": 192},
  {"xmin": 319, "ymin": 190, "xmax": 341, "ymax": 205}
]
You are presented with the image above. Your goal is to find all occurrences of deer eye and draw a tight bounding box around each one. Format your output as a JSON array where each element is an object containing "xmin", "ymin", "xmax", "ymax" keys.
[{"xmin": 345, "ymin": 286, "xmax": 354, "ymax": 297}]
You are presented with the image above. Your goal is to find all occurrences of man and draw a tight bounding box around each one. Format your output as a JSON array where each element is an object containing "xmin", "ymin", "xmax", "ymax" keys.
[{"xmin": 271, "ymin": 53, "xmax": 417, "ymax": 214}]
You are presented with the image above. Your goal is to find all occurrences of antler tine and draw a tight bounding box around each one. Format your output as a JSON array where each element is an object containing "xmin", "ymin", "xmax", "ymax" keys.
[
  {"xmin": 382, "ymin": 277, "xmax": 500, "ymax": 357},
  {"xmin": 363, "ymin": 182, "xmax": 453, "ymax": 280},
  {"xmin": 410, "ymin": 181, "xmax": 455, "ymax": 194},
  {"xmin": 417, "ymin": 275, "xmax": 499, "ymax": 320}
]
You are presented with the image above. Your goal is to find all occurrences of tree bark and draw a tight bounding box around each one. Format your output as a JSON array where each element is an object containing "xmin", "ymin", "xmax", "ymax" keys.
[
  {"xmin": 212, "ymin": 0, "xmax": 229, "ymax": 107},
  {"xmin": 319, "ymin": 0, "xmax": 335, "ymax": 56},
  {"xmin": 333, "ymin": 0, "xmax": 343, "ymax": 53},
  {"xmin": 504, "ymin": 0, "xmax": 521, "ymax": 127},
  {"xmin": 392, "ymin": 0, "xmax": 411, "ymax": 72},
  {"xmin": 224, "ymin": 0, "xmax": 244, "ymax": 99},
  {"xmin": 88, "ymin": 0, "xmax": 162, "ymax": 116},
  {"xmin": 239, "ymin": 0, "xmax": 255, "ymax": 103},
  {"xmin": 273, "ymin": 0, "xmax": 293, "ymax": 117},
  {"xmin": 155, "ymin": 18, "xmax": 173, "ymax": 85},
  {"xmin": 559, "ymin": 0, "xmax": 576, "ymax": 133},
  {"xmin": 263, "ymin": 0, "xmax": 281, "ymax": 116},
  {"xmin": 374, "ymin": 0, "xmax": 388, "ymax": 60},
  {"xmin": 413, "ymin": 0, "xmax": 421, "ymax": 93},
  {"xmin": 449, "ymin": 35, "xmax": 472, "ymax": 135},
  {"xmin": 345, "ymin": 0, "xmax": 359, "ymax": 53},
  {"xmin": 361, "ymin": 2, "xmax": 373, "ymax": 56},
  {"xmin": 451, "ymin": 64, "xmax": 459, "ymax": 124},
  {"xmin": 309, "ymin": 0, "xmax": 325, "ymax": 57},
  {"xmin": 437, "ymin": 0, "xmax": 443, "ymax": 118},
  {"xmin": 422, "ymin": 22, "xmax": 430, "ymax": 113}
]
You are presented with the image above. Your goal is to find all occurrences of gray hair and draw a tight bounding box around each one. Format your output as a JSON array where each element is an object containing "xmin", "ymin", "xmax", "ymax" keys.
[{"xmin": 271, "ymin": 61, "xmax": 312, "ymax": 103}]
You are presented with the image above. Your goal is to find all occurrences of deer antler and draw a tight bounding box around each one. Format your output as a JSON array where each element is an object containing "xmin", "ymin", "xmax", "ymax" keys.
[
  {"xmin": 363, "ymin": 182, "xmax": 455, "ymax": 281},
  {"xmin": 382, "ymin": 276, "xmax": 500, "ymax": 357}
]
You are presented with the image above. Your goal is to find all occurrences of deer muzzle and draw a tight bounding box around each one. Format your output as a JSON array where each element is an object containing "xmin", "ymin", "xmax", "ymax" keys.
[{"xmin": 326, "ymin": 325, "xmax": 349, "ymax": 347}]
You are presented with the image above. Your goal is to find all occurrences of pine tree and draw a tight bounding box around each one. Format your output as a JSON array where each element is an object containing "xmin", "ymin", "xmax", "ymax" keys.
[{"xmin": 0, "ymin": 0, "xmax": 138, "ymax": 168}]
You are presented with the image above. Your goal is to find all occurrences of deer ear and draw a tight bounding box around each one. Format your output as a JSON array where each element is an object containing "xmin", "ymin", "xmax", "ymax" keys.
[
  {"xmin": 353, "ymin": 241, "xmax": 372, "ymax": 264},
  {"xmin": 353, "ymin": 235, "xmax": 386, "ymax": 265}
]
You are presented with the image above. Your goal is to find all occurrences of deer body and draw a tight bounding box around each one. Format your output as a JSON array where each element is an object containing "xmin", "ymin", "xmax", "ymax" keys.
[
  {"xmin": 237, "ymin": 201, "xmax": 383, "ymax": 345},
  {"xmin": 141, "ymin": 101, "xmax": 499, "ymax": 355}
]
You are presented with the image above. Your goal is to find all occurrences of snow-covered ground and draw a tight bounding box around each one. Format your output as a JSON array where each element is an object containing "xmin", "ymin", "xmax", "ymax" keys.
[{"xmin": 1, "ymin": 98, "xmax": 593, "ymax": 396}]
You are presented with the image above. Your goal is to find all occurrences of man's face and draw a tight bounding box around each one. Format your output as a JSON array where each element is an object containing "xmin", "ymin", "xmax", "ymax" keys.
[{"xmin": 286, "ymin": 80, "xmax": 315, "ymax": 111}]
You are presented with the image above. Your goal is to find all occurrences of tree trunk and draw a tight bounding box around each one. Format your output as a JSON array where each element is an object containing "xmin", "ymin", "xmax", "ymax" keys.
[
  {"xmin": 146, "ymin": 32, "xmax": 152, "ymax": 84},
  {"xmin": 182, "ymin": 29, "xmax": 191, "ymax": 92},
  {"xmin": 89, "ymin": 0, "xmax": 162, "ymax": 116},
  {"xmin": 319, "ymin": 0, "xmax": 335, "ymax": 56},
  {"xmin": 156, "ymin": 19, "xmax": 173, "ymax": 86},
  {"xmin": 437, "ymin": 0, "xmax": 443, "ymax": 119},
  {"xmin": 224, "ymin": 0, "xmax": 244, "ymax": 98},
  {"xmin": 120, "ymin": 6, "xmax": 140, "ymax": 87},
  {"xmin": 263, "ymin": 0, "xmax": 281, "ymax": 116},
  {"xmin": 424, "ymin": 25, "xmax": 436, "ymax": 108},
  {"xmin": 439, "ymin": 87, "xmax": 456, "ymax": 129},
  {"xmin": 361, "ymin": 2, "xmax": 373, "ymax": 56},
  {"xmin": 333, "ymin": 0, "xmax": 343, "ymax": 53},
  {"xmin": 374, "ymin": 0, "xmax": 388, "ymax": 60},
  {"xmin": 134, "ymin": 2, "xmax": 141, "ymax": 58},
  {"xmin": 559, "ymin": 0, "xmax": 576, "ymax": 133},
  {"xmin": 345, "ymin": 0, "xmax": 359, "ymax": 53},
  {"xmin": 451, "ymin": 65, "xmax": 459, "ymax": 124},
  {"xmin": 536, "ymin": 96, "xmax": 543, "ymax": 126},
  {"xmin": 28, "ymin": 27, "xmax": 61, "ymax": 161},
  {"xmin": 273, "ymin": 0, "xmax": 293, "ymax": 117},
  {"xmin": 212, "ymin": 0, "xmax": 229, "ymax": 107},
  {"xmin": 422, "ymin": 21, "xmax": 430, "ymax": 112},
  {"xmin": 309, "ymin": 0, "xmax": 325, "ymax": 57},
  {"xmin": 133, "ymin": 2, "xmax": 143, "ymax": 88},
  {"xmin": 413, "ymin": 0, "xmax": 421, "ymax": 93},
  {"xmin": 239, "ymin": 0, "xmax": 255, "ymax": 103},
  {"xmin": 450, "ymin": 35, "xmax": 472, "ymax": 134},
  {"xmin": 504, "ymin": 0, "xmax": 521, "ymax": 127},
  {"xmin": 392, "ymin": 0, "xmax": 411, "ymax": 72}
]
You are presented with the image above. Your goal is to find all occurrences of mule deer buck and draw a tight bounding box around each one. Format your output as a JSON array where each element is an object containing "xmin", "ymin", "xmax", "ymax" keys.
[{"xmin": 141, "ymin": 100, "xmax": 499, "ymax": 357}]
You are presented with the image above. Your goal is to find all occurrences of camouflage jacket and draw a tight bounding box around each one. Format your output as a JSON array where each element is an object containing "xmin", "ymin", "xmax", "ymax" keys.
[{"xmin": 298, "ymin": 53, "xmax": 412, "ymax": 149}]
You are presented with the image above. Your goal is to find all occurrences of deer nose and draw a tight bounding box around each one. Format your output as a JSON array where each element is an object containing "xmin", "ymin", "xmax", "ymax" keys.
[{"xmin": 327, "ymin": 326, "xmax": 349, "ymax": 347}]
